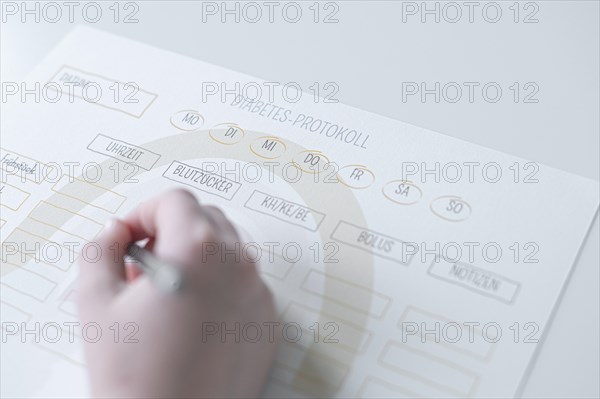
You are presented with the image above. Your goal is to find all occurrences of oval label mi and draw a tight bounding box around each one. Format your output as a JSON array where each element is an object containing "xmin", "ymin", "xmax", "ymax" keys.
[{"xmin": 250, "ymin": 136, "xmax": 286, "ymax": 159}]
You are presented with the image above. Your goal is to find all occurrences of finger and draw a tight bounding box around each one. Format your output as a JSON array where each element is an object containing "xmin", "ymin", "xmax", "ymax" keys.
[
  {"xmin": 124, "ymin": 189, "xmax": 202, "ymax": 241},
  {"xmin": 125, "ymin": 261, "xmax": 143, "ymax": 281},
  {"xmin": 125, "ymin": 238, "xmax": 154, "ymax": 281},
  {"xmin": 121, "ymin": 189, "xmax": 216, "ymax": 268},
  {"xmin": 78, "ymin": 218, "xmax": 131, "ymax": 305},
  {"xmin": 203, "ymin": 205, "xmax": 240, "ymax": 244}
]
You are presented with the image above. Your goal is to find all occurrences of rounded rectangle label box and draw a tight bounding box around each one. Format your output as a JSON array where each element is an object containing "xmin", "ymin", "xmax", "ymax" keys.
[
  {"xmin": 87, "ymin": 133, "xmax": 161, "ymax": 171},
  {"xmin": 163, "ymin": 160, "xmax": 241, "ymax": 201},
  {"xmin": 428, "ymin": 257, "xmax": 520, "ymax": 303}
]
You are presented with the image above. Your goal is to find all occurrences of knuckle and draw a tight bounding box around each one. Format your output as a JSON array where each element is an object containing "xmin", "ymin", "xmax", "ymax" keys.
[
  {"xmin": 205, "ymin": 205, "xmax": 225, "ymax": 218},
  {"xmin": 164, "ymin": 188, "xmax": 197, "ymax": 204},
  {"xmin": 192, "ymin": 223, "xmax": 218, "ymax": 244}
]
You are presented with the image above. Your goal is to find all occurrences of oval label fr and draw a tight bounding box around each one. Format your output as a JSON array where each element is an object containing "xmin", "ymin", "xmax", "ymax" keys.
[{"xmin": 337, "ymin": 165, "xmax": 375, "ymax": 189}]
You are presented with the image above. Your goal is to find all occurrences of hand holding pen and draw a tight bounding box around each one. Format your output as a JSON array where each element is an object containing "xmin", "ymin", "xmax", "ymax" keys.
[{"xmin": 77, "ymin": 189, "xmax": 277, "ymax": 398}]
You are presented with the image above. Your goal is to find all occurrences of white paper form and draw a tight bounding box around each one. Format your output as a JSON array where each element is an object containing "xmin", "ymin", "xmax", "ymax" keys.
[{"xmin": 1, "ymin": 26, "xmax": 598, "ymax": 398}]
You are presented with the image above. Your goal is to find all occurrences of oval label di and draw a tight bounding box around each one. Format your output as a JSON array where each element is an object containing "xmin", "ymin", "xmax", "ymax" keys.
[
  {"xmin": 382, "ymin": 180, "xmax": 422, "ymax": 205},
  {"xmin": 430, "ymin": 196, "xmax": 472, "ymax": 222},
  {"xmin": 170, "ymin": 110, "xmax": 204, "ymax": 131},
  {"xmin": 250, "ymin": 136, "xmax": 286, "ymax": 159},
  {"xmin": 337, "ymin": 165, "xmax": 375, "ymax": 189},
  {"xmin": 292, "ymin": 150, "xmax": 330, "ymax": 174},
  {"xmin": 209, "ymin": 123, "xmax": 244, "ymax": 145}
]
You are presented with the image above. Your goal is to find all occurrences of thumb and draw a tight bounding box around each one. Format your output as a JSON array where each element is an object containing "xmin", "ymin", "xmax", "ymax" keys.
[{"xmin": 78, "ymin": 218, "xmax": 132, "ymax": 308}]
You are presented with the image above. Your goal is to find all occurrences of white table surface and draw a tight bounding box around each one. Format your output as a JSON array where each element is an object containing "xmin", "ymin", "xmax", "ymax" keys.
[{"xmin": 1, "ymin": 1, "xmax": 598, "ymax": 397}]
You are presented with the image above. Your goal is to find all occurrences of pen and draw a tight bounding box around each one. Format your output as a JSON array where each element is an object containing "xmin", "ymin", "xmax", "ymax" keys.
[{"xmin": 127, "ymin": 243, "xmax": 184, "ymax": 293}]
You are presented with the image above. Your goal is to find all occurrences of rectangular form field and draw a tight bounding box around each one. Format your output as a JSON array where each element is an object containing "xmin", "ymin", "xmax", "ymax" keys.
[
  {"xmin": 59, "ymin": 290, "xmax": 79, "ymax": 316},
  {"xmin": 0, "ymin": 148, "xmax": 45, "ymax": 184},
  {"xmin": 331, "ymin": 221, "xmax": 413, "ymax": 265},
  {"xmin": 399, "ymin": 306, "xmax": 494, "ymax": 359},
  {"xmin": 282, "ymin": 302, "xmax": 372, "ymax": 354},
  {"xmin": 19, "ymin": 218, "xmax": 88, "ymax": 250},
  {"xmin": 29, "ymin": 201, "xmax": 103, "ymax": 239},
  {"xmin": 244, "ymin": 190, "xmax": 325, "ymax": 231},
  {"xmin": 0, "ymin": 182, "xmax": 30, "ymax": 210},
  {"xmin": 51, "ymin": 175, "xmax": 126, "ymax": 214},
  {"xmin": 1, "ymin": 266, "xmax": 57, "ymax": 302},
  {"xmin": 3, "ymin": 228, "xmax": 74, "ymax": 272},
  {"xmin": 258, "ymin": 245, "xmax": 294, "ymax": 280},
  {"xmin": 87, "ymin": 134, "xmax": 160, "ymax": 170},
  {"xmin": 379, "ymin": 342, "xmax": 479, "ymax": 397},
  {"xmin": 163, "ymin": 161, "xmax": 241, "ymax": 201},
  {"xmin": 0, "ymin": 301, "xmax": 32, "ymax": 324},
  {"xmin": 357, "ymin": 376, "xmax": 431, "ymax": 398},
  {"xmin": 300, "ymin": 269, "xmax": 391, "ymax": 318},
  {"xmin": 48, "ymin": 65, "xmax": 157, "ymax": 118},
  {"xmin": 428, "ymin": 258, "xmax": 520, "ymax": 304},
  {"xmin": 276, "ymin": 344, "xmax": 349, "ymax": 391},
  {"xmin": 34, "ymin": 328, "xmax": 86, "ymax": 365}
]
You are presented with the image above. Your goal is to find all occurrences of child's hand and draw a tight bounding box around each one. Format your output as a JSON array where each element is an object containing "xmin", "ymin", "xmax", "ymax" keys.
[{"xmin": 78, "ymin": 189, "xmax": 277, "ymax": 398}]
